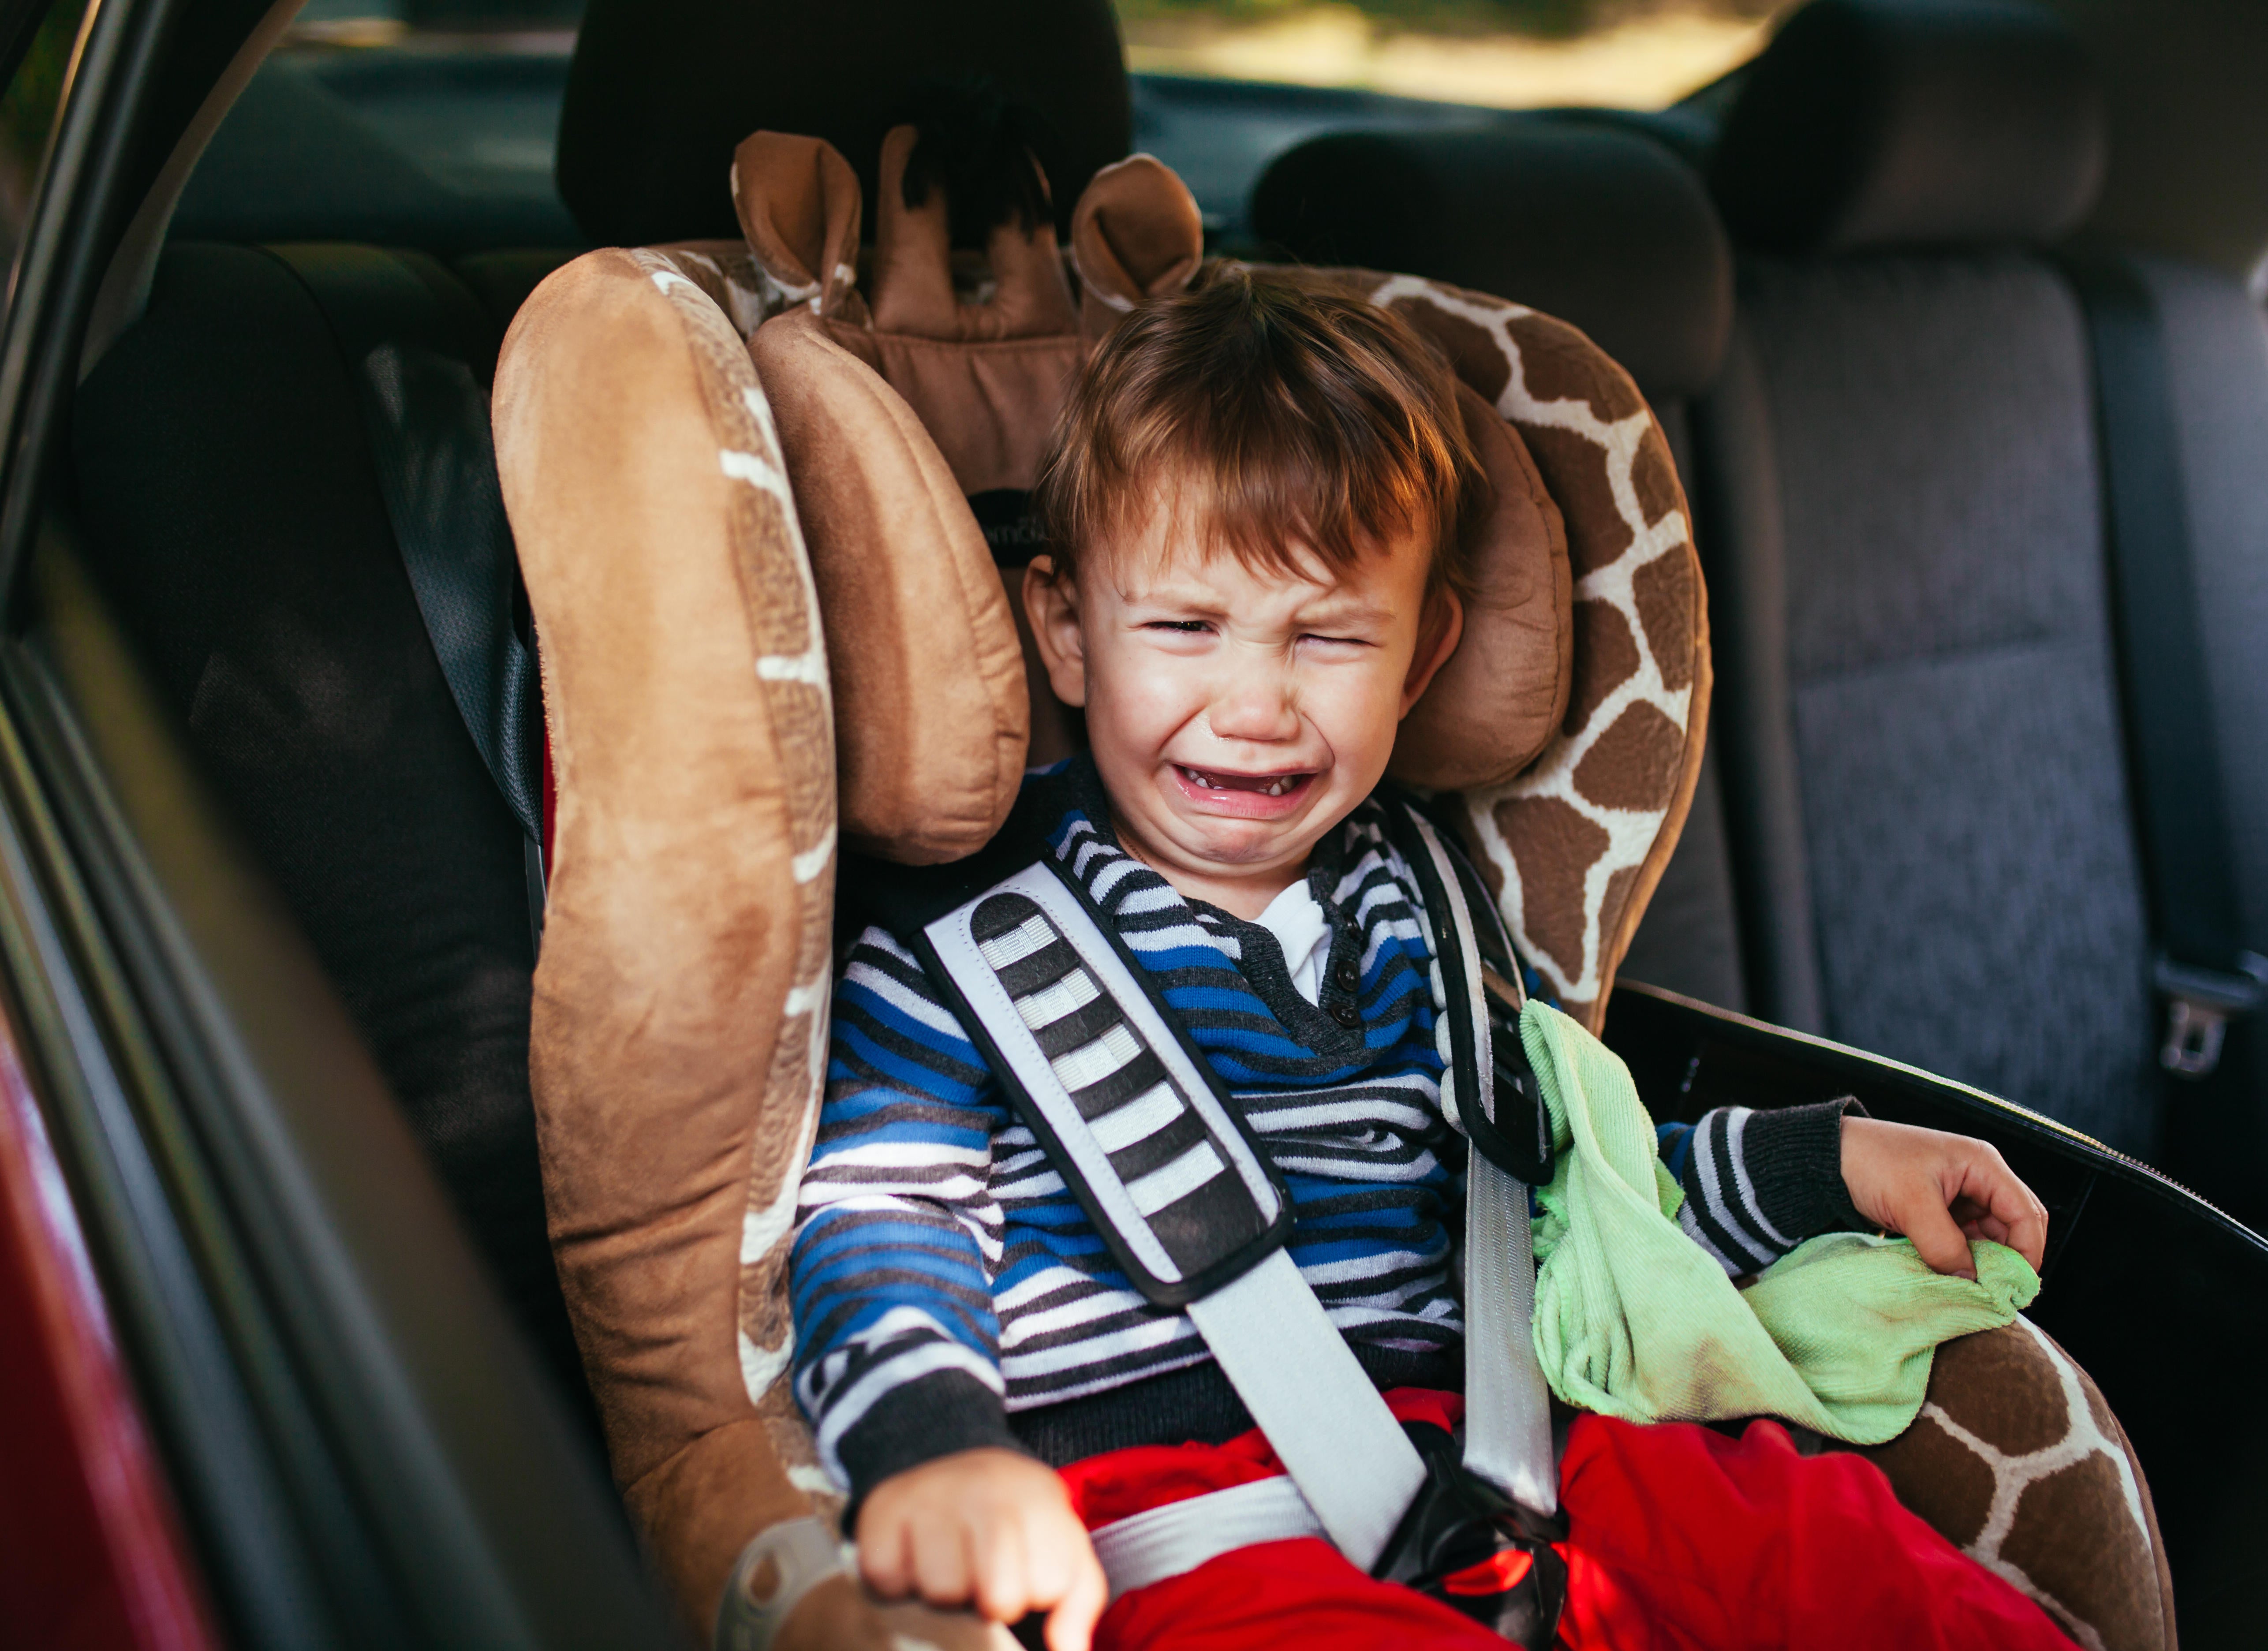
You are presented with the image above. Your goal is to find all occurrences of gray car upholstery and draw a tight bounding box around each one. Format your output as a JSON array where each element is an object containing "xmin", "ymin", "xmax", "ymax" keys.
[
  {"xmin": 1697, "ymin": 0, "xmax": 2268, "ymax": 1157},
  {"xmin": 1719, "ymin": 254, "xmax": 2154, "ymax": 1145}
]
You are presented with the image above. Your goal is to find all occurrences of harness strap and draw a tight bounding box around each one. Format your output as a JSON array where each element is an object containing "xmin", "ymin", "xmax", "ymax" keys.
[
  {"xmin": 1394, "ymin": 807, "xmax": 1558, "ymax": 1518},
  {"xmin": 1182, "ymin": 1251, "xmax": 1426, "ymax": 1569},
  {"xmin": 921, "ymin": 859, "xmax": 1426, "ymax": 1569},
  {"xmin": 1090, "ymin": 1477, "xmax": 1325, "ymax": 1601},
  {"xmin": 920, "ymin": 805, "xmax": 1560, "ymax": 1573}
]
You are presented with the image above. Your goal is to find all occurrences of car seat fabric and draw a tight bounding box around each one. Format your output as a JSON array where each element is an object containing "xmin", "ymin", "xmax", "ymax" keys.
[
  {"xmin": 1253, "ymin": 118, "xmax": 1750, "ymax": 1016},
  {"xmin": 1699, "ymin": 0, "xmax": 2164, "ymax": 1152},
  {"xmin": 1359, "ymin": 277, "xmax": 1709, "ymax": 1027},
  {"xmin": 1844, "ymin": 1318, "xmax": 2175, "ymax": 1651},
  {"xmin": 69, "ymin": 241, "xmax": 590, "ymax": 1412},
  {"xmin": 1732, "ymin": 255, "xmax": 2155, "ymax": 1145},
  {"xmin": 493, "ymin": 246, "xmax": 847, "ymax": 1635}
]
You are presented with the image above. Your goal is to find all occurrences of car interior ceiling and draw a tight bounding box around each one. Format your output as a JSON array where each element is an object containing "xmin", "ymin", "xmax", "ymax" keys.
[{"xmin": 57, "ymin": 0, "xmax": 2268, "ymax": 1454}]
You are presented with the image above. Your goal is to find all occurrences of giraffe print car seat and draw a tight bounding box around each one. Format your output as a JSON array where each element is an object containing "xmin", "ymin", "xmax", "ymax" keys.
[{"xmin": 490, "ymin": 132, "xmax": 2174, "ymax": 1651}]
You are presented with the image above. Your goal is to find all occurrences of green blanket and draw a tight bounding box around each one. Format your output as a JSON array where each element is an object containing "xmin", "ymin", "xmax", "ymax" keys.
[{"xmin": 1515, "ymin": 1002, "xmax": 2038, "ymax": 1445}]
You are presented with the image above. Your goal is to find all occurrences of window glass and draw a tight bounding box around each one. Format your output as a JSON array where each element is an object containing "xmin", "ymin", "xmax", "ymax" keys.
[
  {"xmin": 291, "ymin": 0, "xmax": 583, "ymax": 48},
  {"xmin": 1116, "ymin": 0, "xmax": 1789, "ymax": 109},
  {"xmin": 0, "ymin": 0, "xmax": 91, "ymax": 268}
]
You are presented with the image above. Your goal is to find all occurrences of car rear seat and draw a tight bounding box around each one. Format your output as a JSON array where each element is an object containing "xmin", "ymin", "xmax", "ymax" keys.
[
  {"xmin": 1689, "ymin": 0, "xmax": 2268, "ymax": 1169},
  {"xmin": 1250, "ymin": 116, "xmax": 1754, "ymax": 1016},
  {"xmin": 71, "ymin": 239, "xmax": 587, "ymax": 1408}
]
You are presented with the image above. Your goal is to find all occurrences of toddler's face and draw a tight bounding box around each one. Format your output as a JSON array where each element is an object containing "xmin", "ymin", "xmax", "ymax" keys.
[{"xmin": 1026, "ymin": 495, "xmax": 1461, "ymax": 918}]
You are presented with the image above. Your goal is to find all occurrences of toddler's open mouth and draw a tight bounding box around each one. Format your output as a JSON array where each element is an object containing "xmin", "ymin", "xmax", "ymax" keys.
[{"xmin": 1174, "ymin": 765, "xmax": 1317, "ymax": 808}]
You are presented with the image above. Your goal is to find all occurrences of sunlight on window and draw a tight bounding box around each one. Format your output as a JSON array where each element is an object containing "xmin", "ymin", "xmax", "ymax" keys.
[{"xmin": 1117, "ymin": 0, "xmax": 1793, "ymax": 109}]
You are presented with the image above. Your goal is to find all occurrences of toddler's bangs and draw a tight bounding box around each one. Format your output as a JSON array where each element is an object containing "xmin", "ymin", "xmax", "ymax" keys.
[{"xmin": 1032, "ymin": 265, "xmax": 1484, "ymax": 597}]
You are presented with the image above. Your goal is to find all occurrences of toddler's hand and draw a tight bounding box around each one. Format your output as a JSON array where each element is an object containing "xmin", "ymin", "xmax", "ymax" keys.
[
  {"xmin": 1839, "ymin": 1116, "xmax": 2049, "ymax": 1278},
  {"xmin": 856, "ymin": 1448, "xmax": 1106, "ymax": 1651}
]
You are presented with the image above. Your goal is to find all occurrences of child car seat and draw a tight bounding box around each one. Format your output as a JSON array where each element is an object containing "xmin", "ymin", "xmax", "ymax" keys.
[{"xmin": 492, "ymin": 129, "xmax": 2172, "ymax": 1651}]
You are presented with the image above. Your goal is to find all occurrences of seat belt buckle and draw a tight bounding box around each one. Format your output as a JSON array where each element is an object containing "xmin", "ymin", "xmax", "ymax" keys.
[
  {"xmin": 1377, "ymin": 1421, "xmax": 1566, "ymax": 1651},
  {"xmin": 2154, "ymin": 952, "xmax": 2268, "ymax": 1079}
]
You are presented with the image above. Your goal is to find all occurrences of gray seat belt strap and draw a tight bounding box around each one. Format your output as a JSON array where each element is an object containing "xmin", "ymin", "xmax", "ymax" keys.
[
  {"xmin": 1399, "ymin": 808, "xmax": 1558, "ymax": 1517},
  {"xmin": 1463, "ymin": 1157, "xmax": 1556, "ymax": 1514},
  {"xmin": 1185, "ymin": 1251, "xmax": 1423, "ymax": 1568},
  {"xmin": 1091, "ymin": 1476, "xmax": 1325, "ymax": 1599},
  {"xmin": 921, "ymin": 862, "xmax": 1427, "ymax": 1571}
]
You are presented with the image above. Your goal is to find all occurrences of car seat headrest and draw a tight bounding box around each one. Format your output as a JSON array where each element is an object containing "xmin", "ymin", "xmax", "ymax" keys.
[
  {"xmin": 556, "ymin": 0, "xmax": 1132, "ymax": 249},
  {"xmin": 731, "ymin": 133, "xmax": 1576, "ymax": 827},
  {"xmin": 1252, "ymin": 120, "xmax": 1733, "ymax": 403},
  {"xmin": 1711, "ymin": 0, "xmax": 2105, "ymax": 254}
]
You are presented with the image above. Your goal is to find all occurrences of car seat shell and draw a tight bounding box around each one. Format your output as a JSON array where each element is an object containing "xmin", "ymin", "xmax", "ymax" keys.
[{"xmin": 493, "ymin": 129, "xmax": 1708, "ymax": 1637}]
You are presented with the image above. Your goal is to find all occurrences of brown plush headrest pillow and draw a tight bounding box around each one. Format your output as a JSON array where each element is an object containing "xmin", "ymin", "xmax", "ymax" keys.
[{"xmin": 1391, "ymin": 376, "xmax": 1571, "ymax": 791}]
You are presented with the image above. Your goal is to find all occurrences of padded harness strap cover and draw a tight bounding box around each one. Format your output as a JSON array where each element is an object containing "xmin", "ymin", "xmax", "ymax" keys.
[{"xmin": 920, "ymin": 861, "xmax": 1288, "ymax": 1300}]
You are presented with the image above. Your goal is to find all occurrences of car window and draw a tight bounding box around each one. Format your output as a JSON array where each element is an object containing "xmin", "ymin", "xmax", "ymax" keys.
[
  {"xmin": 1116, "ymin": 0, "xmax": 1786, "ymax": 108},
  {"xmin": 0, "ymin": 0, "xmax": 91, "ymax": 271},
  {"xmin": 292, "ymin": 0, "xmax": 583, "ymax": 48}
]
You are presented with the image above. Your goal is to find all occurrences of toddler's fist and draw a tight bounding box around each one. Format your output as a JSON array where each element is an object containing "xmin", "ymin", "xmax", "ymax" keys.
[
  {"xmin": 1839, "ymin": 1115, "xmax": 2048, "ymax": 1278},
  {"xmin": 857, "ymin": 1448, "xmax": 1107, "ymax": 1651}
]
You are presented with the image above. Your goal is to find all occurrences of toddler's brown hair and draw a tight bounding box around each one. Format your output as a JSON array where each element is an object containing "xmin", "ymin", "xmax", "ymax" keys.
[{"xmin": 1031, "ymin": 264, "xmax": 1486, "ymax": 598}]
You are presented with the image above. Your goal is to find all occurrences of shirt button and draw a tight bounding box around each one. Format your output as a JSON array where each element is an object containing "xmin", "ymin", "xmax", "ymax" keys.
[
  {"xmin": 1331, "ymin": 1002, "xmax": 1362, "ymax": 1029},
  {"xmin": 1332, "ymin": 960, "xmax": 1360, "ymax": 992}
]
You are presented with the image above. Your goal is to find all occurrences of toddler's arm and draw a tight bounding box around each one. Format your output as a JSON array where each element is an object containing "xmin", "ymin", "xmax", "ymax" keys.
[
  {"xmin": 858, "ymin": 1449, "xmax": 1106, "ymax": 1651},
  {"xmin": 791, "ymin": 926, "xmax": 1025, "ymax": 1502},
  {"xmin": 1659, "ymin": 1101, "xmax": 1863, "ymax": 1274},
  {"xmin": 1659, "ymin": 1104, "xmax": 2047, "ymax": 1278}
]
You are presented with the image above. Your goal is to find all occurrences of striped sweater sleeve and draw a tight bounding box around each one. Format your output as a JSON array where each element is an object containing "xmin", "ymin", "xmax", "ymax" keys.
[
  {"xmin": 789, "ymin": 925, "xmax": 1025, "ymax": 1502},
  {"xmin": 1657, "ymin": 1100, "xmax": 1866, "ymax": 1276}
]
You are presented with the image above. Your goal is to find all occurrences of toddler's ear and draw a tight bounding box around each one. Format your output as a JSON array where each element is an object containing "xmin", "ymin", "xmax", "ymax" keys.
[
  {"xmin": 1400, "ymin": 587, "xmax": 1465, "ymax": 717},
  {"xmin": 1023, "ymin": 557, "xmax": 1090, "ymax": 709}
]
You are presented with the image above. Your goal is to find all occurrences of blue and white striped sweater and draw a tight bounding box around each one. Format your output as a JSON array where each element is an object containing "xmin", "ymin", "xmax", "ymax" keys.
[{"xmin": 791, "ymin": 760, "xmax": 1854, "ymax": 1498}]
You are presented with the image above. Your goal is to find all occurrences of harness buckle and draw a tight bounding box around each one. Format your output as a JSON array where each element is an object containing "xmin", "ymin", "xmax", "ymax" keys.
[
  {"xmin": 2154, "ymin": 953, "xmax": 2268, "ymax": 1079},
  {"xmin": 1376, "ymin": 1422, "xmax": 1567, "ymax": 1650}
]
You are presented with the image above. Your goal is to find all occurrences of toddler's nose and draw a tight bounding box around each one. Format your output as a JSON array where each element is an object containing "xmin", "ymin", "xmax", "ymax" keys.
[{"xmin": 1207, "ymin": 653, "xmax": 1302, "ymax": 744}]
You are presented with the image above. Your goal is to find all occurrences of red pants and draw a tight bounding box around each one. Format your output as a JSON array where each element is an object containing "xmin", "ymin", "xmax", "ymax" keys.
[{"xmin": 1058, "ymin": 1389, "xmax": 2072, "ymax": 1651}]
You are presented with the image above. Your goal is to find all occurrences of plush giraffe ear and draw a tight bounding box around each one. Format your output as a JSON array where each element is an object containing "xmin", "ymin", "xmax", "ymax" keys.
[
  {"xmin": 1069, "ymin": 153, "xmax": 1205, "ymax": 343},
  {"xmin": 732, "ymin": 130, "xmax": 864, "ymax": 320}
]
